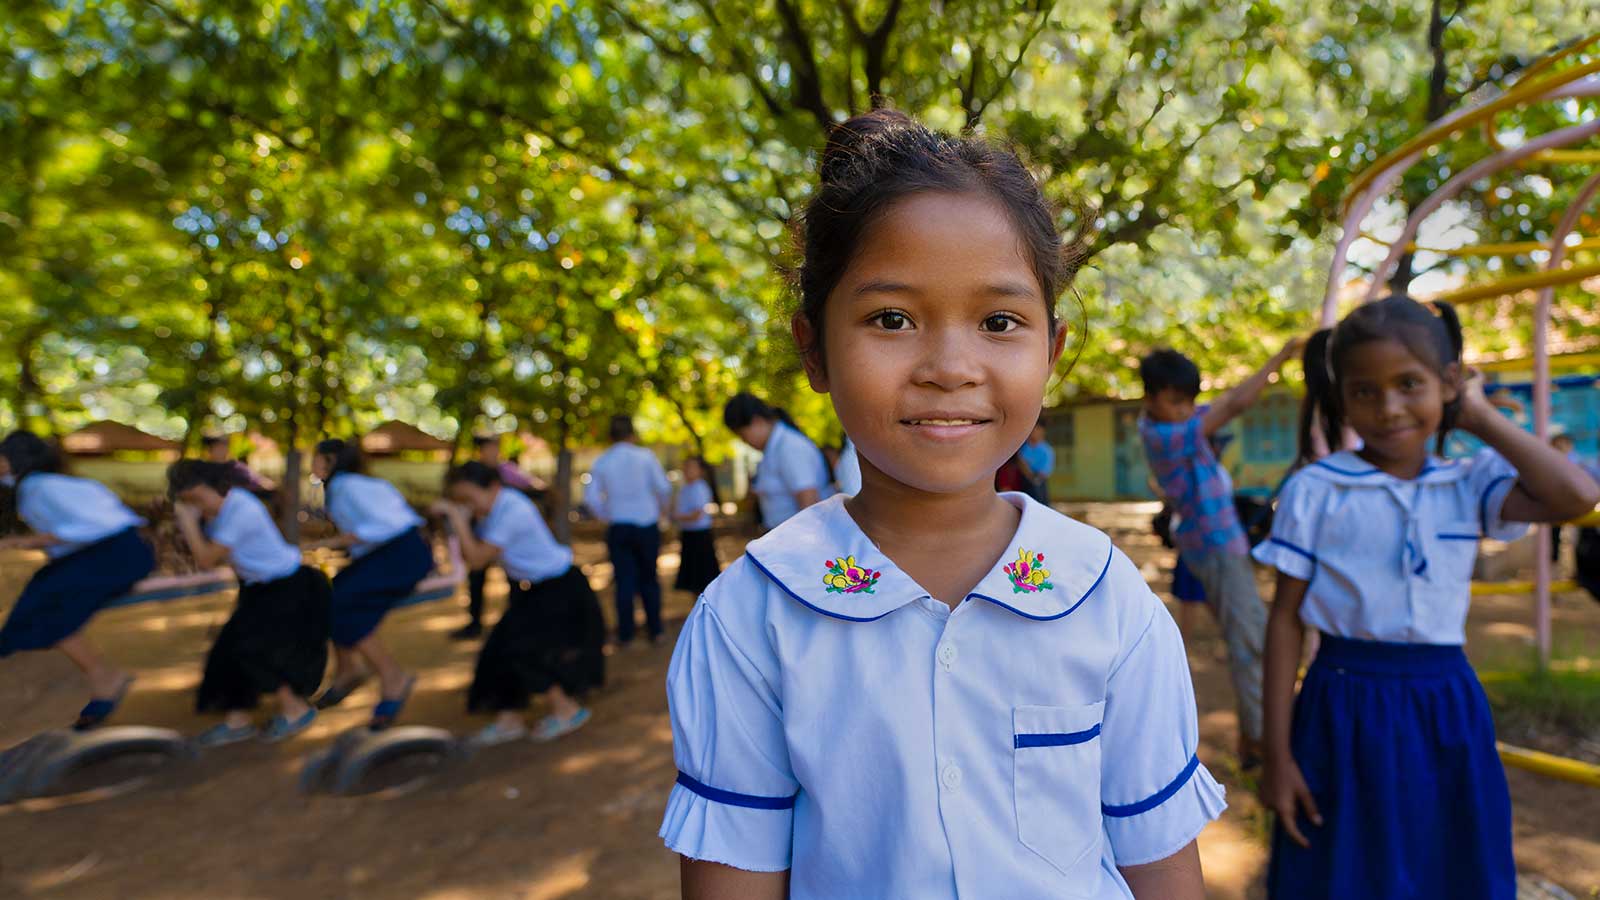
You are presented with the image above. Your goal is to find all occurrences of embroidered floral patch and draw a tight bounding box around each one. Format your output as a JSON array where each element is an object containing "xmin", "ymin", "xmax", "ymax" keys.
[
  {"xmin": 823, "ymin": 556, "xmax": 881, "ymax": 594},
  {"xmin": 1003, "ymin": 548, "xmax": 1054, "ymax": 594}
]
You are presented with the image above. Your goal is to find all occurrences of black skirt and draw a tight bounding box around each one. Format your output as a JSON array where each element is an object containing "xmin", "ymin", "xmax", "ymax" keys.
[
  {"xmin": 196, "ymin": 566, "xmax": 333, "ymax": 713},
  {"xmin": 468, "ymin": 566, "xmax": 606, "ymax": 712},
  {"xmin": 673, "ymin": 528, "xmax": 721, "ymax": 594}
]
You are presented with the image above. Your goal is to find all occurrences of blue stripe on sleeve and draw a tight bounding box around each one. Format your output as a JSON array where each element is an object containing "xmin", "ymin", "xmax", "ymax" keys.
[
  {"xmin": 1102, "ymin": 753, "xmax": 1201, "ymax": 818},
  {"xmin": 675, "ymin": 771, "xmax": 798, "ymax": 810}
]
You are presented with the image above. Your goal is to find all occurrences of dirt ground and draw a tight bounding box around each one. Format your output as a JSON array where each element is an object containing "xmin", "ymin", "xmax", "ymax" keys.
[{"xmin": 1, "ymin": 502, "xmax": 1597, "ymax": 899}]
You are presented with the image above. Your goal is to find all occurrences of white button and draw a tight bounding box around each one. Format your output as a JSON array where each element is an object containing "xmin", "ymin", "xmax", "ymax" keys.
[
  {"xmin": 937, "ymin": 643, "xmax": 958, "ymax": 669},
  {"xmin": 941, "ymin": 763, "xmax": 962, "ymax": 790}
]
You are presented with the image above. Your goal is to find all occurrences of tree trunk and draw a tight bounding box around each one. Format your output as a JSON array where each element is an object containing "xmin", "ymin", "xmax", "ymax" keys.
[
  {"xmin": 1392, "ymin": 0, "xmax": 1457, "ymax": 295},
  {"xmin": 551, "ymin": 413, "xmax": 574, "ymax": 543},
  {"xmin": 280, "ymin": 447, "xmax": 303, "ymax": 542}
]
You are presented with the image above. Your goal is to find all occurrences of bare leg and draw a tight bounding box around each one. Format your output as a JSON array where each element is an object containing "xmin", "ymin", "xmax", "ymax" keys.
[
  {"xmin": 330, "ymin": 645, "xmax": 366, "ymax": 685},
  {"xmin": 493, "ymin": 710, "xmax": 524, "ymax": 731},
  {"xmin": 542, "ymin": 685, "xmax": 582, "ymax": 720},
  {"xmin": 355, "ymin": 635, "xmax": 410, "ymax": 698},
  {"xmin": 275, "ymin": 684, "xmax": 311, "ymax": 720},
  {"xmin": 223, "ymin": 710, "xmax": 253, "ymax": 729},
  {"xmin": 56, "ymin": 634, "xmax": 127, "ymax": 697}
]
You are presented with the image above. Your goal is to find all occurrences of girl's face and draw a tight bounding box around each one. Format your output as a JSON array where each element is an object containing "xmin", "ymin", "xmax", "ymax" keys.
[
  {"xmin": 176, "ymin": 484, "xmax": 227, "ymax": 518},
  {"xmin": 447, "ymin": 480, "xmax": 497, "ymax": 517},
  {"xmin": 735, "ymin": 418, "xmax": 774, "ymax": 452},
  {"xmin": 800, "ymin": 191, "xmax": 1064, "ymax": 496},
  {"xmin": 683, "ymin": 459, "xmax": 704, "ymax": 483},
  {"xmin": 0, "ymin": 456, "xmax": 10, "ymax": 479},
  {"xmin": 1339, "ymin": 337, "xmax": 1457, "ymax": 472},
  {"xmin": 311, "ymin": 453, "xmax": 333, "ymax": 482}
]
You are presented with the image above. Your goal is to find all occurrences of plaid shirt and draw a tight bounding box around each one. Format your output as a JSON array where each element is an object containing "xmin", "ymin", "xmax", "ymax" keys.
[{"xmin": 1139, "ymin": 414, "xmax": 1249, "ymax": 556}]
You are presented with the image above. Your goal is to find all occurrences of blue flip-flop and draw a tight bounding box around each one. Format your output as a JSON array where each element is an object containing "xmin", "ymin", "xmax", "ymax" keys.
[
  {"xmin": 74, "ymin": 676, "xmax": 135, "ymax": 731},
  {"xmin": 368, "ymin": 675, "xmax": 416, "ymax": 731}
]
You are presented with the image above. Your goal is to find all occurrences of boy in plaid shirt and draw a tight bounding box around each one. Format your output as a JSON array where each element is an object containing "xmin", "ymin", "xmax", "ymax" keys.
[{"xmin": 1138, "ymin": 339, "xmax": 1301, "ymax": 767}]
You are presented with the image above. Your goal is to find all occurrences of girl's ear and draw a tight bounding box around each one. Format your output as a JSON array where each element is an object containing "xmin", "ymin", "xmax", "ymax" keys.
[
  {"xmin": 1441, "ymin": 361, "xmax": 1462, "ymax": 403},
  {"xmin": 1048, "ymin": 319, "xmax": 1069, "ymax": 368},
  {"xmin": 792, "ymin": 312, "xmax": 831, "ymax": 393}
]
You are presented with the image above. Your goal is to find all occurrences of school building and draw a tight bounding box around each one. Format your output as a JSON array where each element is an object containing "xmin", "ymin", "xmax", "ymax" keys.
[{"xmin": 1040, "ymin": 352, "xmax": 1600, "ymax": 503}]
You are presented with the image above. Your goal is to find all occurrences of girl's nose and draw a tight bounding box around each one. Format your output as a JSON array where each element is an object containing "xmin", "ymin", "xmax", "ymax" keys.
[{"xmin": 911, "ymin": 327, "xmax": 984, "ymax": 390}]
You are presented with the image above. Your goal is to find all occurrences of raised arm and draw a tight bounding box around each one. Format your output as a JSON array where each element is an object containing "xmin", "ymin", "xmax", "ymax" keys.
[
  {"xmin": 1201, "ymin": 336, "xmax": 1305, "ymax": 438},
  {"xmin": 173, "ymin": 502, "xmax": 231, "ymax": 569},
  {"xmin": 1457, "ymin": 371, "xmax": 1600, "ymax": 523}
]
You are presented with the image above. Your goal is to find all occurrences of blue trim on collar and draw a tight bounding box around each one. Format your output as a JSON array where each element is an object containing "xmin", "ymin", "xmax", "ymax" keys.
[
  {"xmin": 1015, "ymin": 723, "xmax": 1101, "ymax": 748},
  {"xmin": 675, "ymin": 771, "xmax": 798, "ymax": 810},
  {"xmin": 1480, "ymin": 474, "xmax": 1514, "ymax": 536},
  {"xmin": 1312, "ymin": 460, "xmax": 1383, "ymax": 476},
  {"xmin": 745, "ymin": 551, "xmax": 898, "ymax": 623},
  {"xmin": 968, "ymin": 543, "xmax": 1112, "ymax": 622},
  {"xmin": 1102, "ymin": 752, "xmax": 1201, "ymax": 818},
  {"xmin": 1268, "ymin": 537, "xmax": 1317, "ymax": 563}
]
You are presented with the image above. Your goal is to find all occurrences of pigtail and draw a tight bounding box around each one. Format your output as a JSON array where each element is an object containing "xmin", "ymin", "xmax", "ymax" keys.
[
  {"xmin": 1430, "ymin": 300, "xmax": 1465, "ymax": 453},
  {"xmin": 1295, "ymin": 328, "xmax": 1340, "ymax": 468}
]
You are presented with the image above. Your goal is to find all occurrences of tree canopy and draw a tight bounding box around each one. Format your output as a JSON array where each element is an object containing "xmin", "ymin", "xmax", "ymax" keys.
[{"xmin": 1, "ymin": 0, "xmax": 1595, "ymax": 459}]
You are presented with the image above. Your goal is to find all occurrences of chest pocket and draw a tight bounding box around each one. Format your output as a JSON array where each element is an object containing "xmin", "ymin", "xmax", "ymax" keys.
[
  {"xmin": 1429, "ymin": 521, "xmax": 1482, "ymax": 585},
  {"xmin": 1013, "ymin": 702, "xmax": 1105, "ymax": 880}
]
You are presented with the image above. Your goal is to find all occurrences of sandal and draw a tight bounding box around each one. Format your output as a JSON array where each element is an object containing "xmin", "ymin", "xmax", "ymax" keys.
[
  {"xmin": 368, "ymin": 675, "xmax": 416, "ymax": 731},
  {"xmin": 194, "ymin": 721, "xmax": 259, "ymax": 748},
  {"xmin": 314, "ymin": 674, "xmax": 369, "ymax": 710},
  {"xmin": 262, "ymin": 708, "xmax": 317, "ymax": 743},
  {"xmin": 73, "ymin": 676, "xmax": 135, "ymax": 731},
  {"xmin": 531, "ymin": 707, "xmax": 591, "ymax": 743}
]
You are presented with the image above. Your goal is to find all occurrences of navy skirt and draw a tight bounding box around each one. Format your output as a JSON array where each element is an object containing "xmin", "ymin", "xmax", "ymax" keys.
[
  {"xmin": 197, "ymin": 566, "xmax": 332, "ymax": 712},
  {"xmin": 0, "ymin": 528, "xmax": 156, "ymax": 656},
  {"xmin": 329, "ymin": 528, "xmax": 432, "ymax": 647},
  {"xmin": 1268, "ymin": 635, "xmax": 1514, "ymax": 900}
]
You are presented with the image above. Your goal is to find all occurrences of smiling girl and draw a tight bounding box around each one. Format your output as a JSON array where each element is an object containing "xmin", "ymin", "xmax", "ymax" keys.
[
  {"xmin": 1255, "ymin": 295, "xmax": 1600, "ymax": 899},
  {"xmin": 659, "ymin": 110, "xmax": 1223, "ymax": 899}
]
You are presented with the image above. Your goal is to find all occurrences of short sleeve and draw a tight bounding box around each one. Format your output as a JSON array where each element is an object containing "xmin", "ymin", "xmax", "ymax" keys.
[
  {"xmin": 774, "ymin": 435, "xmax": 828, "ymax": 496},
  {"xmin": 650, "ymin": 455, "xmax": 672, "ymax": 502},
  {"xmin": 1252, "ymin": 472, "xmax": 1322, "ymax": 581},
  {"xmin": 1464, "ymin": 449, "xmax": 1528, "ymax": 543},
  {"xmin": 659, "ymin": 600, "xmax": 797, "ymax": 872},
  {"xmin": 207, "ymin": 495, "xmax": 254, "ymax": 551},
  {"xmin": 478, "ymin": 496, "xmax": 532, "ymax": 552},
  {"xmin": 1099, "ymin": 606, "xmax": 1227, "ymax": 866}
]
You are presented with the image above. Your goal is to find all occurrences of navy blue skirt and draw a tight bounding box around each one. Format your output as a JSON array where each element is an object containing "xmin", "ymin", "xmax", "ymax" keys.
[
  {"xmin": 0, "ymin": 528, "xmax": 156, "ymax": 656},
  {"xmin": 329, "ymin": 528, "xmax": 432, "ymax": 647},
  {"xmin": 1268, "ymin": 635, "xmax": 1514, "ymax": 900}
]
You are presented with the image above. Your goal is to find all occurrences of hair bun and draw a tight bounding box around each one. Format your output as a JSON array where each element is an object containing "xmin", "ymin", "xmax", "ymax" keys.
[{"xmin": 820, "ymin": 108, "xmax": 921, "ymax": 185}]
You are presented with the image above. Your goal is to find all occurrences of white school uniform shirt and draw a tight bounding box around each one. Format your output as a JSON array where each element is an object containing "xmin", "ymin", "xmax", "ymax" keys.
[
  {"xmin": 586, "ymin": 442, "xmax": 671, "ymax": 527},
  {"xmin": 1253, "ymin": 449, "xmax": 1526, "ymax": 644},
  {"xmin": 660, "ymin": 493, "xmax": 1225, "ymax": 898},
  {"xmin": 16, "ymin": 473, "xmax": 145, "ymax": 558},
  {"xmin": 834, "ymin": 438, "xmax": 862, "ymax": 496},
  {"xmin": 206, "ymin": 489, "xmax": 302, "ymax": 584},
  {"xmin": 675, "ymin": 480, "xmax": 713, "ymax": 532},
  {"xmin": 322, "ymin": 472, "xmax": 422, "ymax": 557},
  {"xmin": 751, "ymin": 422, "xmax": 836, "ymax": 529},
  {"xmin": 477, "ymin": 486, "xmax": 572, "ymax": 584}
]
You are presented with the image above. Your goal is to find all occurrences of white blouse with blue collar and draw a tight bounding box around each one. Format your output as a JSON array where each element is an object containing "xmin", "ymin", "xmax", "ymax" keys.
[
  {"xmin": 322, "ymin": 473, "xmax": 423, "ymax": 558},
  {"xmin": 659, "ymin": 493, "xmax": 1225, "ymax": 898},
  {"xmin": 1253, "ymin": 449, "xmax": 1525, "ymax": 645},
  {"xmin": 16, "ymin": 473, "xmax": 145, "ymax": 558}
]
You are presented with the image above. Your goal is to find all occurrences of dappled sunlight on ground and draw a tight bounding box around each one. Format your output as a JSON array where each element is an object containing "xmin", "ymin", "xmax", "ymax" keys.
[{"xmin": 0, "ymin": 511, "xmax": 1594, "ymax": 897}]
